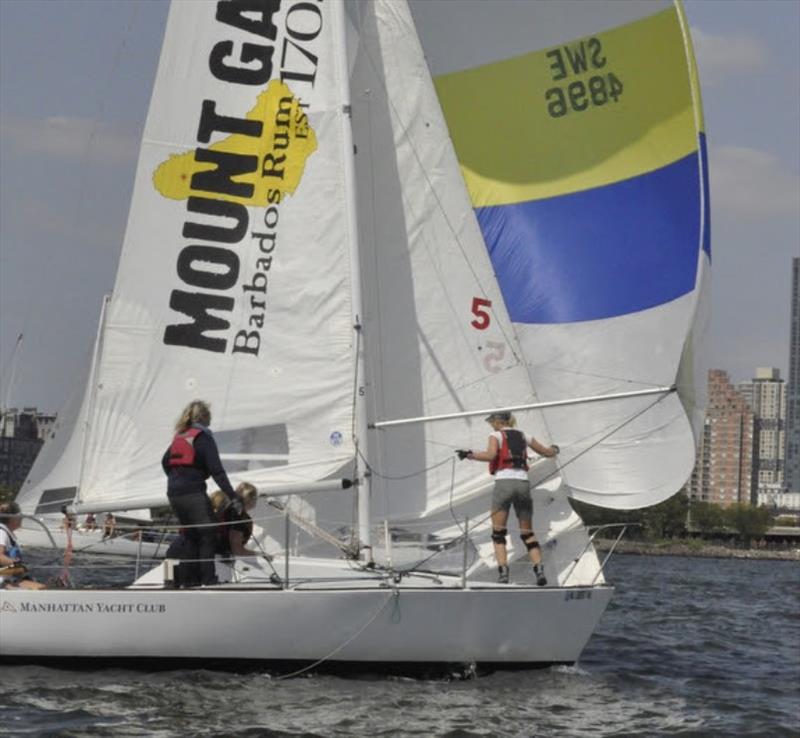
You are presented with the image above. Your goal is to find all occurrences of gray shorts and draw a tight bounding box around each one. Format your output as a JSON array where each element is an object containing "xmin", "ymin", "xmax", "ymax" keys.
[{"xmin": 491, "ymin": 478, "xmax": 533, "ymax": 519}]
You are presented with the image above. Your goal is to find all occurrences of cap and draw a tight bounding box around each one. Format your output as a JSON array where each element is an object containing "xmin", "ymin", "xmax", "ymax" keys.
[{"xmin": 484, "ymin": 411, "xmax": 511, "ymax": 423}]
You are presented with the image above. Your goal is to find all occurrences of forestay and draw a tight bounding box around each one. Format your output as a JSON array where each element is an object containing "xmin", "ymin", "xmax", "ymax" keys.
[
  {"xmin": 412, "ymin": 0, "xmax": 710, "ymax": 509},
  {"xmin": 76, "ymin": 1, "xmax": 360, "ymax": 511}
]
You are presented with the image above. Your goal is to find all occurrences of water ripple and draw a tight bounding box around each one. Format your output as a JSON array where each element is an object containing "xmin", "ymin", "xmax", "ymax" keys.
[{"xmin": 2, "ymin": 554, "xmax": 798, "ymax": 737}]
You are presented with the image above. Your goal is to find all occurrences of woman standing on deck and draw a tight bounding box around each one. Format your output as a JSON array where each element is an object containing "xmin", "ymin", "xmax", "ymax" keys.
[
  {"xmin": 162, "ymin": 400, "xmax": 240, "ymax": 586},
  {"xmin": 458, "ymin": 412, "xmax": 558, "ymax": 585}
]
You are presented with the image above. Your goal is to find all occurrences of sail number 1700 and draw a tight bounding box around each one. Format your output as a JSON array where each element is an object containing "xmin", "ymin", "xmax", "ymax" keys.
[{"xmin": 545, "ymin": 73, "xmax": 623, "ymax": 118}]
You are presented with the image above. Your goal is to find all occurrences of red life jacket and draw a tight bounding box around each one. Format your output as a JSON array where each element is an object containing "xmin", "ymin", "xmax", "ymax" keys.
[
  {"xmin": 168, "ymin": 427, "xmax": 202, "ymax": 467},
  {"xmin": 489, "ymin": 430, "xmax": 529, "ymax": 475}
]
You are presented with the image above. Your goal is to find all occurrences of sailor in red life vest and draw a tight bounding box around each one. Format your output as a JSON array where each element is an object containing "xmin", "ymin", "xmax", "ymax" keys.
[
  {"xmin": 457, "ymin": 412, "xmax": 559, "ymax": 585},
  {"xmin": 161, "ymin": 400, "xmax": 240, "ymax": 586}
]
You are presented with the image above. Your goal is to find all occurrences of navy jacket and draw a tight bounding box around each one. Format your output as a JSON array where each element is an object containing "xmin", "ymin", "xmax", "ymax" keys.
[{"xmin": 162, "ymin": 430, "xmax": 235, "ymax": 498}]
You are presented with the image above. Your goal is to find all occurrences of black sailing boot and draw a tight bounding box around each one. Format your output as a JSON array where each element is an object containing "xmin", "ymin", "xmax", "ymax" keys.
[
  {"xmin": 533, "ymin": 563, "xmax": 547, "ymax": 587},
  {"xmin": 497, "ymin": 565, "xmax": 509, "ymax": 584}
]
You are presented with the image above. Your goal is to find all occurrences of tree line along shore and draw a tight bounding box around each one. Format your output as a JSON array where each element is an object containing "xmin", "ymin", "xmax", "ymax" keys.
[{"xmin": 576, "ymin": 492, "xmax": 800, "ymax": 561}]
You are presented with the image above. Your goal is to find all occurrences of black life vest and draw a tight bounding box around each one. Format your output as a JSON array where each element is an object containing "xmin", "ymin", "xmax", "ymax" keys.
[
  {"xmin": 168, "ymin": 427, "xmax": 202, "ymax": 467},
  {"xmin": 489, "ymin": 429, "xmax": 529, "ymax": 475}
]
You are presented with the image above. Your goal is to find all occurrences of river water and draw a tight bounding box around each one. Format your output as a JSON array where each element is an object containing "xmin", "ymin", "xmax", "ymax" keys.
[{"xmin": 2, "ymin": 554, "xmax": 798, "ymax": 737}]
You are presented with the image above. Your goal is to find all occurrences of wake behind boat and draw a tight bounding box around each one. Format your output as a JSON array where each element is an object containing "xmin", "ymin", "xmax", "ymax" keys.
[{"xmin": 1, "ymin": 0, "xmax": 708, "ymax": 672}]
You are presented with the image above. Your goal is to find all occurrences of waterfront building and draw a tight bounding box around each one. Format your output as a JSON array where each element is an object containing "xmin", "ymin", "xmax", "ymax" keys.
[
  {"xmin": 738, "ymin": 368, "xmax": 786, "ymax": 500},
  {"xmin": 0, "ymin": 407, "xmax": 56, "ymax": 490},
  {"xmin": 688, "ymin": 370, "xmax": 755, "ymax": 506},
  {"xmin": 756, "ymin": 484, "xmax": 800, "ymax": 513},
  {"xmin": 786, "ymin": 257, "xmax": 800, "ymax": 493}
]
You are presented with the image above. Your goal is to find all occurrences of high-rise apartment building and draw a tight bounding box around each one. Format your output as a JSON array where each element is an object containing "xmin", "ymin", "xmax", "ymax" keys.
[
  {"xmin": 786, "ymin": 258, "xmax": 800, "ymax": 493},
  {"xmin": 0, "ymin": 407, "xmax": 56, "ymax": 490},
  {"xmin": 689, "ymin": 370, "xmax": 755, "ymax": 506},
  {"xmin": 738, "ymin": 368, "xmax": 785, "ymax": 496}
]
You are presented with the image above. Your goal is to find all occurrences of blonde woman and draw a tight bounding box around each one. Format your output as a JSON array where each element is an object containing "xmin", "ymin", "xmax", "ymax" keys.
[
  {"xmin": 161, "ymin": 400, "xmax": 239, "ymax": 586},
  {"xmin": 458, "ymin": 412, "xmax": 558, "ymax": 585},
  {"xmin": 212, "ymin": 483, "xmax": 260, "ymax": 558}
]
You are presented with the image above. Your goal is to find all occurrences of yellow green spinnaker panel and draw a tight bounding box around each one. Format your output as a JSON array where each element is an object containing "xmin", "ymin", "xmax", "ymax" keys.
[
  {"xmin": 426, "ymin": 1, "xmax": 708, "ymax": 324},
  {"xmin": 434, "ymin": 8, "xmax": 700, "ymax": 205}
]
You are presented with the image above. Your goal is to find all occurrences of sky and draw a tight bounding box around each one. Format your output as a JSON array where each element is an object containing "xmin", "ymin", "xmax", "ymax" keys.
[{"xmin": 0, "ymin": 0, "xmax": 798, "ymax": 414}]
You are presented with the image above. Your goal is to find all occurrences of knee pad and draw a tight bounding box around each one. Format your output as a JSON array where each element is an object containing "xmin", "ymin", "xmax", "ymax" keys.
[
  {"xmin": 491, "ymin": 528, "xmax": 508, "ymax": 545},
  {"xmin": 520, "ymin": 533, "xmax": 540, "ymax": 551}
]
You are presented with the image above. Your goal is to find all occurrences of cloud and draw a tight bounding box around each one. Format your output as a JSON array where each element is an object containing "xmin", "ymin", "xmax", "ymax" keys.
[
  {"xmin": 709, "ymin": 145, "xmax": 800, "ymax": 219},
  {"xmin": 0, "ymin": 114, "xmax": 139, "ymax": 166},
  {"xmin": 691, "ymin": 27, "xmax": 768, "ymax": 85}
]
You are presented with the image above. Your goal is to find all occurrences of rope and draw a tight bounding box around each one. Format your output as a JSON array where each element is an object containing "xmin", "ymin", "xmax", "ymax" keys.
[
  {"xmin": 356, "ymin": 447, "xmax": 453, "ymax": 481},
  {"xmin": 274, "ymin": 590, "xmax": 396, "ymax": 679},
  {"xmin": 49, "ymin": 525, "xmax": 74, "ymax": 588}
]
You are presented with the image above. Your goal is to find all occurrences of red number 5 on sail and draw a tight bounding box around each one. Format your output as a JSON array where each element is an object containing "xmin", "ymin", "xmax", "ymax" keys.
[{"xmin": 470, "ymin": 297, "xmax": 492, "ymax": 330}]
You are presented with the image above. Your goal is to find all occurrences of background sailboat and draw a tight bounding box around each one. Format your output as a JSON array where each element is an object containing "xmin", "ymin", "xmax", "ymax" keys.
[{"xmin": 14, "ymin": 298, "xmax": 165, "ymax": 557}]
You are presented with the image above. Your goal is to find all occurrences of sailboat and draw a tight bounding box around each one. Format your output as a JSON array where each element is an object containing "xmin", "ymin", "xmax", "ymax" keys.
[{"xmin": 1, "ymin": 0, "xmax": 708, "ymax": 670}]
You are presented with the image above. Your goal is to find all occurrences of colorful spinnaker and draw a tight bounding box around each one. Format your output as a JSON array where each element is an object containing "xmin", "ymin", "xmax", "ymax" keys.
[{"xmin": 413, "ymin": 0, "xmax": 709, "ymax": 508}]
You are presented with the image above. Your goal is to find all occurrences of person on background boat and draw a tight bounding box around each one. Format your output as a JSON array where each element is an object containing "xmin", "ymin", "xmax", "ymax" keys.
[
  {"xmin": 457, "ymin": 412, "xmax": 558, "ymax": 585},
  {"xmin": 102, "ymin": 512, "xmax": 116, "ymax": 540},
  {"xmin": 162, "ymin": 400, "xmax": 240, "ymax": 586},
  {"xmin": 82, "ymin": 513, "xmax": 97, "ymax": 532},
  {"xmin": 60, "ymin": 510, "xmax": 75, "ymax": 531},
  {"xmin": 0, "ymin": 502, "xmax": 46, "ymax": 590},
  {"xmin": 210, "ymin": 482, "xmax": 262, "ymax": 560}
]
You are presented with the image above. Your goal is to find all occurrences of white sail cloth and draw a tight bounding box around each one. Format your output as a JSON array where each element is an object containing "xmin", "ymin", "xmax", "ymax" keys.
[{"xmin": 76, "ymin": 1, "xmax": 360, "ymax": 510}]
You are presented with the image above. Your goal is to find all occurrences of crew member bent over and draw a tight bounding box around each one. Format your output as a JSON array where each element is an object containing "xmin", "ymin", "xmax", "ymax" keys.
[
  {"xmin": 162, "ymin": 400, "xmax": 240, "ymax": 586},
  {"xmin": 457, "ymin": 412, "xmax": 558, "ymax": 585}
]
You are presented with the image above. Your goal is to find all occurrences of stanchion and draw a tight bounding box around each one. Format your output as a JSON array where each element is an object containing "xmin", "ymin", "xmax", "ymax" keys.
[{"xmin": 462, "ymin": 516, "xmax": 469, "ymax": 589}]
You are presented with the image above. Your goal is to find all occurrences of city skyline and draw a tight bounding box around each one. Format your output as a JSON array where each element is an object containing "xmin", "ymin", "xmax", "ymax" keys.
[{"xmin": 1, "ymin": 0, "xmax": 799, "ymax": 413}]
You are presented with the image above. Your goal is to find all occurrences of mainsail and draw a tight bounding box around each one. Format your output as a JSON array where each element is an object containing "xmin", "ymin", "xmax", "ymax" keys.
[
  {"xmin": 74, "ymin": 1, "xmax": 362, "ymax": 511},
  {"xmin": 412, "ymin": 0, "xmax": 710, "ymax": 509}
]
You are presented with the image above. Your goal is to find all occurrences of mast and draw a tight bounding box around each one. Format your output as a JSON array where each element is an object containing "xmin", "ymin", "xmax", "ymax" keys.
[
  {"xmin": 1, "ymin": 333, "xmax": 23, "ymax": 415},
  {"xmin": 332, "ymin": 1, "xmax": 371, "ymax": 554}
]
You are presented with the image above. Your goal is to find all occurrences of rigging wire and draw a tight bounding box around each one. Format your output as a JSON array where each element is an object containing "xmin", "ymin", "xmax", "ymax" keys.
[{"xmin": 391, "ymin": 391, "xmax": 675, "ymax": 574}]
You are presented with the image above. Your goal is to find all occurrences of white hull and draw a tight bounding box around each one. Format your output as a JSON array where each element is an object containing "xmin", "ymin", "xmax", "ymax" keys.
[
  {"xmin": 0, "ymin": 566, "xmax": 612, "ymax": 669},
  {"xmin": 3, "ymin": 485, "xmax": 616, "ymax": 671}
]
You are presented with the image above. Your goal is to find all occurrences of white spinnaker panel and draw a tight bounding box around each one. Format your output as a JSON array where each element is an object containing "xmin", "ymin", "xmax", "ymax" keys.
[
  {"xmin": 410, "ymin": 0, "xmax": 708, "ymax": 509},
  {"xmin": 677, "ymin": 254, "xmax": 710, "ymax": 440},
  {"xmin": 78, "ymin": 1, "xmax": 358, "ymax": 509},
  {"xmin": 350, "ymin": 0, "xmax": 546, "ymax": 521}
]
